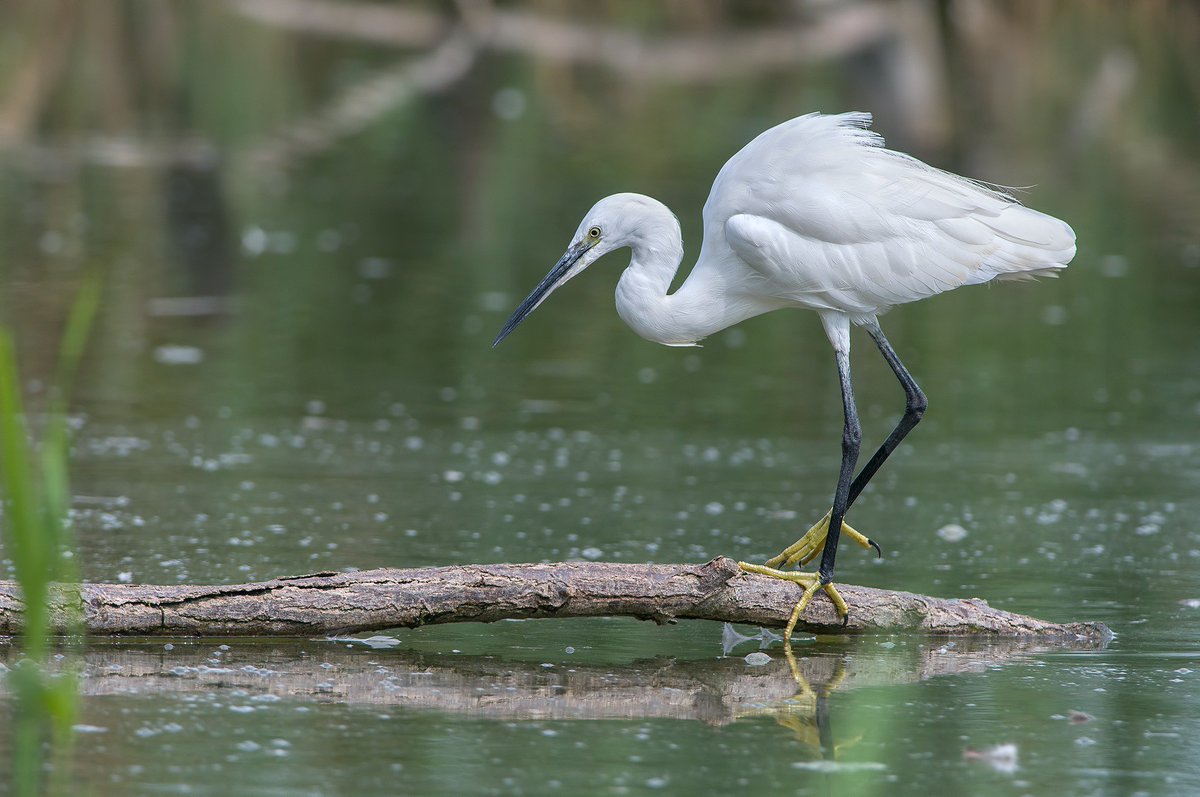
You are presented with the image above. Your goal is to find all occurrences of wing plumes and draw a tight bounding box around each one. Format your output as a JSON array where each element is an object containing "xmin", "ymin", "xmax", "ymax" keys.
[
  {"xmin": 778, "ymin": 112, "xmax": 1019, "ymax": 207},
  {"xmin": 705, "ymin": 111, "xmax": 1076, "ymax": 313},
  {"xmin": 954, "ymin": 202, "xmax": 1076, "ymax": 286},
  {"xmin": 832, "ymin": 112, "xmax": 1076, "ymax": 287}
]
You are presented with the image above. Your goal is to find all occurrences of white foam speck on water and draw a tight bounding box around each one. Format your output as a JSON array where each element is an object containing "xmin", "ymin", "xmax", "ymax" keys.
[
  {"xmin": 72, "ymin": 725, "xmax": 108, "ymax": 734},
  {"xmin": 936, "ymin": 523, "xmax": 968, "ymax": 542},
  {"xmin": 326, "ymin": 635, "xmax": 401, "ymax": 649},
  {"xmin": 791, "ymin": 761, "xmax": 887, "ymax": 773},
  {"xmin": 153, "ymin": 345, "xmax": 204, "ymax": 365}
]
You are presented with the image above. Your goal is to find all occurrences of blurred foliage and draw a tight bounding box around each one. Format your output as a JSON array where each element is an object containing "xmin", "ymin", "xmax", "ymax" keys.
[{"xmin": 0, "ymin": 276, "xmax": 97, "ymax": 796}]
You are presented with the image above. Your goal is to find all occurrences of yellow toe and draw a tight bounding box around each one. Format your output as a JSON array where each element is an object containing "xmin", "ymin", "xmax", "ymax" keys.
[
  {"xmin": 766, "ymin": 510, "xmax": 878, "ymax": 570},
  {"xmin": 738, "ymin": 561, "xmax": 850, "ymax": 642}
]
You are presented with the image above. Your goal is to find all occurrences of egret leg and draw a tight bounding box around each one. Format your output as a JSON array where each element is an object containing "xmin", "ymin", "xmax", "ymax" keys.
[
  {"xmin": 770, "ymin": 319, "xmax": 926, "ymax": 569},
  {"xmin": 817, "ymin": 343, "xmax": 861, "ymax": 594},
  {"xmin": 741, "ymin": 314, "xmax": 859, "ymax": 639},
  {"xmin": 851, "ymin": 319, "xmax": 927, "ymax": 505}
]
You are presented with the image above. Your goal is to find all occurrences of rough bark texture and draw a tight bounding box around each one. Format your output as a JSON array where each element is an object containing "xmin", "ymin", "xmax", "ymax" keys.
[{"xmin": 0, "ymin": 557, "xmax": 1110, "ymax": 640}]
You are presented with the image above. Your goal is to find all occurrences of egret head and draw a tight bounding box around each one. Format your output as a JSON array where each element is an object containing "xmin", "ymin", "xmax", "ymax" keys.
[{"xmin": 492, "ymin": 193, "xmax": 678, "ymax": 347}]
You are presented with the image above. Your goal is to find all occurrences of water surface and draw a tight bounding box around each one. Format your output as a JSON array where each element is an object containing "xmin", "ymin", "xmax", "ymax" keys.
[{"xmin": 1, "ymin": 2, "xmax": 1199, "ymax": 795}]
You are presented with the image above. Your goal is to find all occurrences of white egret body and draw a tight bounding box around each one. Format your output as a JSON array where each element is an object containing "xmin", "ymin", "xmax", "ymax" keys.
[{"xmin": 495, "ymin": 112, "xmax": 1076, "ymax": 636}]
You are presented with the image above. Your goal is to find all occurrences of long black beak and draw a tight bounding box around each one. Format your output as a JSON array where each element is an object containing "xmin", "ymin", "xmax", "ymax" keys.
[{"xmin": 493, "ymin": 239, "xmax": 592, "ymax": 347}]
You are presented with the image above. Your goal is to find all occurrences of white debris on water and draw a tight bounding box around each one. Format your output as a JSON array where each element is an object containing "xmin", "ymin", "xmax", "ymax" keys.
[
  {"xmin": 72, "ymin": 725, "xmax": 108, "ymax": 734},
  {"xmin": 242, "ymin": 226, "xmax": 267, "ymax": 254},
  {"xmin": 936, "ymin": 523, "xmax": 968, "ymax": 542},
  {"xmin": 1136, "ymin": 510, "xmax": 1165, "ymax": 536},
  {"xmin": 964, "ymin": 743, "xmax": 1018, "ymax": 774},
  {"xmin": 744, "ymin": 652, "xmax": 772, "ymax": 666},
  {"xmin": 153, "ymin": 345, "xmax": 204, "ymax": 365},
  {"xmin": 791, "ymin": 761, "xmax": 887, "ymax": 773},
  {"xmin": 327, "ymin": 635, "xmax": 401, "ymax": 649}
]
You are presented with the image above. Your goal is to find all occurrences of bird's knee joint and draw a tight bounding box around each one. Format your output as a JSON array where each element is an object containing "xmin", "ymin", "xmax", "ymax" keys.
[
  {"xmin": 908, "ymin": 393, "xmax": 928, "ymax": 419},
  {"xmin": 842, "ymin": 426, "xmax": 862, "ymax": 450}
]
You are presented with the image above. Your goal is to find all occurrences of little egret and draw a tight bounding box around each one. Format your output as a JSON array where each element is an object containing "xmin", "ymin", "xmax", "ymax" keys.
[{"xmin": 493, "ymin": 112, "xmax": 1076, "ymax": 640}]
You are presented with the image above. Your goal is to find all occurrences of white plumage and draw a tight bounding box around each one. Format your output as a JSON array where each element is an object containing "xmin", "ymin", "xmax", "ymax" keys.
[
  {"xmin": 711, "ymin": 113, "xmax": 1076, "ymax": 308},
  {"xmin": 678, "ymin": 111, "xmax": 1074, "ymax": 340}
]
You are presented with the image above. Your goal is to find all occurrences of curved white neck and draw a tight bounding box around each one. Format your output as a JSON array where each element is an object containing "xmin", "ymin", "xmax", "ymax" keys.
[
  {"xmin": 614, "ymin": 232, "xmax": 769, "ymax": 347},
  {"xmin": 612, "ymin": 228, "xmax": 684, "ymax": 345}
]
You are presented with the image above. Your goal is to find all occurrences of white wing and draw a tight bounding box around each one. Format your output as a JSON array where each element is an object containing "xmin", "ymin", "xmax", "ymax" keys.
[{"xmin": 698, "ymin": 112, "xmax": 1076, "ymax": 316}]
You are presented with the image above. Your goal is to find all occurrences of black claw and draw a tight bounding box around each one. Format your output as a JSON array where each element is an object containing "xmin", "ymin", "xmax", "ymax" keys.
[
  {"xmin": 840, "ymin": 611, "xmax": 850, "ymax": 628},
  {"xmin": 869, "ymin": 538, "xmax": 882, "ymax": 559}
]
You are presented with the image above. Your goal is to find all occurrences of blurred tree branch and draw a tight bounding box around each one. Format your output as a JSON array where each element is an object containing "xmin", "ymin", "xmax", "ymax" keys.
[
  {"xmin": 239, "ymin": 26, "xmax": 479, "ymax": 171},
  {"xmin": 0, "ymin": 0, "xmax": 938, "ymax": 173},
  {"xmin": 0, "ymin": 0, "xmax": 77, "ymax": 146},
  {"xmin": 231, "ymin": 0, "xmax": 893, "ymax": 80}
]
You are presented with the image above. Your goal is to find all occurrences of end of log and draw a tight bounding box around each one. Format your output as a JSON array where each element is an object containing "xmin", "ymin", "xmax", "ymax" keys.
[{"xmin": 718, "ymin": 557, "xmax": 1111, "ymax": 641}]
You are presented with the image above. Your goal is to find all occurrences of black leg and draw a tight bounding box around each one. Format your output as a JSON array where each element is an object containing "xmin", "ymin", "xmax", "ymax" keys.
[
  {"xmin": 818, "ymin": 347, "xmax": 861, "ymax": 585},
  {"xmin": 846, "ymin": 321, "xmax": 927, "ymax": 507},
  {"xmin": 745, "ymin": 318, "xmax": 922, "ymax": 634}
]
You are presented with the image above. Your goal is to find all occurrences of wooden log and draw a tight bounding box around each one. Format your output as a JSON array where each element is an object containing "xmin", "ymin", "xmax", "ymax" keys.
[{"xmin": 0, "ymin": 557, "xmax": 1110, "ymax": 640}]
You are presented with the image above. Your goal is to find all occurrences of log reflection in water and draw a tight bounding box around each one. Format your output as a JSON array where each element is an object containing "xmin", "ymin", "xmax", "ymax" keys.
[{"xmin": 47, "ymin": 634, "xmax": 1107, "ymax": 725}]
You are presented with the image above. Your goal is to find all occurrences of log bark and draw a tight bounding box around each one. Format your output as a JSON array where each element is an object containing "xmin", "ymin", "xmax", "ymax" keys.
[{"xmin": 0, "ymin": 557, "xmax": 1110, "ymax": 641}]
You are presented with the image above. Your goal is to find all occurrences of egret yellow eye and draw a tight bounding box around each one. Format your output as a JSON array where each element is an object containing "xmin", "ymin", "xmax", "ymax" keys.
[{"xmin": 588, "ymin": 226, "xmax": 602, "ymax": 240}]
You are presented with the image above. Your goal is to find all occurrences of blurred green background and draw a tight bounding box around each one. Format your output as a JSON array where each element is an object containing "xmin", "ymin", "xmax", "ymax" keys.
[{"xmin": 1, "ymin": 1, "xmax": 1198, "ymax": 795}]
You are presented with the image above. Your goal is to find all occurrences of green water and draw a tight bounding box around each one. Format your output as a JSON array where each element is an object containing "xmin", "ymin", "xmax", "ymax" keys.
[{"xmin": 2, "ymin": 2, "xmax": 1199, "ymax": 795}]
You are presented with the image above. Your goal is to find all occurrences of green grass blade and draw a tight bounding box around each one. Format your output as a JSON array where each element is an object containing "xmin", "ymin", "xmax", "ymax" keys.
[
  {"xmin": 0, "ymin": 331, "xmax": 49, "ymax": 654},
  {"xmin": 52, "ymin": 271, "xmax": 101, "ymax": 406},
  {"xmin": 0, "ymin": 275, "xmax": 98, "ymax": 797}
]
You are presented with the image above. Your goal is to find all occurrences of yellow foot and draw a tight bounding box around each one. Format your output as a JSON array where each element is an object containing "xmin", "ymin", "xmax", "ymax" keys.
[
  {"xmin": 765, "ymin": 509, "xmax": 880, "ymax": 571},
  {"xmin": 737, "ymin": 562, "xmax": 849, "ymax": 642}
]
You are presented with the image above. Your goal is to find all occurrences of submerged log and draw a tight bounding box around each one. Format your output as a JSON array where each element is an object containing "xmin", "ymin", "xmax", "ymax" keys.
[{"xmin": 0, "ymin": 557, "xmax": 1110, "ymax": 641}]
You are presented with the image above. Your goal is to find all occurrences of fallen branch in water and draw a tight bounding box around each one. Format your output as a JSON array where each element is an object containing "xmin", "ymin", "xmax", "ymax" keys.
[{"xmin": 0, "ymin": 557, "xmax": 1110, "ymax": 640}]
